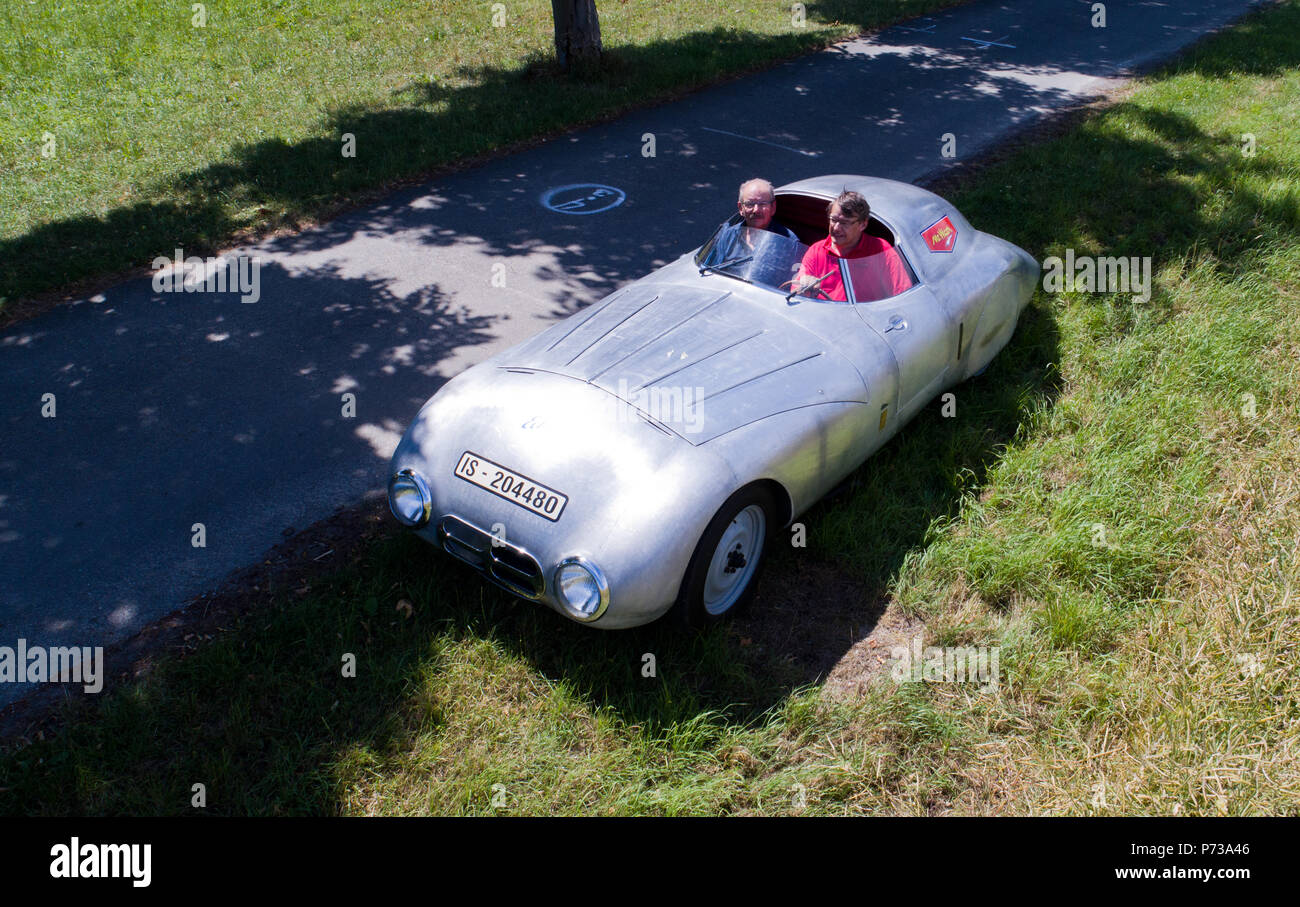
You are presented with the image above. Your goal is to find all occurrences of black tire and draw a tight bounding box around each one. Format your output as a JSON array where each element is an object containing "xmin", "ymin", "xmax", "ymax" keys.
[{"xmin": 673, "ymin": 485, "xmax": 778, "ymax": 628}]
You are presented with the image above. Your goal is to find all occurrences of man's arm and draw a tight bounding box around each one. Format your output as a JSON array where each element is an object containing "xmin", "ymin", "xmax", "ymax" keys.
[
  {"xmin": 710, "ymin": 222, "xmax": 744, "ymax": 262},
  {"xmin": 881, "ymin": 246, "xmax": 913, "ymax": 296},
  {"xmin": 791, "ymin": 244, "xmax": 844, "ymax": 299},
  {"xmin": 846, "ymin": 247, "xmax": 913, "ymax": 301}
]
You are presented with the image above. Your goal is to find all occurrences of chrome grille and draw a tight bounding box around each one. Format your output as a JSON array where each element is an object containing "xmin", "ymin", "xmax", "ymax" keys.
[{"xmin": 436, "ymin": 515, "xmax": 545, "ymax": 600}]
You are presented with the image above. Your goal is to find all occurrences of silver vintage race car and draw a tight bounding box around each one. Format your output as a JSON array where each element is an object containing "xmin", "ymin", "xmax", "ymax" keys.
[{"xmin": 386, "ymin": 175, "xmax": 1037, "ymax": 627}]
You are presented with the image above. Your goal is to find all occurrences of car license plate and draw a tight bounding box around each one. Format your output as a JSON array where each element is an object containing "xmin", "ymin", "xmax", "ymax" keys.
[{"xmin": 454, "ymin": 451, "xmax": 568, "ymax": 522}]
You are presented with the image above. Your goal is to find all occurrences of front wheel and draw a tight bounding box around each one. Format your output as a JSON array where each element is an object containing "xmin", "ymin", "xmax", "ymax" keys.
[{"xmin": 674, "ymin": 485, "xmax": 777, "ymax": 627}]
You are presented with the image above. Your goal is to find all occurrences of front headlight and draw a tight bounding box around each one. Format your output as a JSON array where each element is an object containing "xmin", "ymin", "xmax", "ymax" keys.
[
  {"xmin": 388, "ymin": 469, "xmax": 432, "ymax": 528},
  {"xmin": 554, "ymin": 557, "xmax": 610, "ymax": 622}
]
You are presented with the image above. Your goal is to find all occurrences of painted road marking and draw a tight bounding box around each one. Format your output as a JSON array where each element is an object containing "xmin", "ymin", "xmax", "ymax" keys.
[
  {"xmin": 961, "ymin": 35, "xmax": 1016, "ymax": 49},
  {"xmin": 540, "ymin": 184, "xmax": 626, "ymax": 215},
  {"xmin": 700, "ymin": 126, "xmax": 819, "ymax": 158}
]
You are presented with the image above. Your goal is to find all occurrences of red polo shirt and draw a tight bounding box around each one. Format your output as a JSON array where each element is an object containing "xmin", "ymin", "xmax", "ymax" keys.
[{"xmin": 796, "ymin": 234, "xmax": 912, "ymax": 302}]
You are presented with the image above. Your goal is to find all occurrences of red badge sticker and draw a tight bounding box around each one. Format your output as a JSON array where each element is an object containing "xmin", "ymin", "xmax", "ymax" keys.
[{"xmin": 921, "ymin": 216, "xmax": 958, "ymax": 253}]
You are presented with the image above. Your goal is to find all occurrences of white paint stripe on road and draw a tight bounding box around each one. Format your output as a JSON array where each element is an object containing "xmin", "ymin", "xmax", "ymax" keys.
[
  {"xmin": 961, "ymin": 36, "xmax": 1016, "ymax": 49},
  {"xmin": 699, "ymin": 126, "xmax": 819, "ymax": 158}
]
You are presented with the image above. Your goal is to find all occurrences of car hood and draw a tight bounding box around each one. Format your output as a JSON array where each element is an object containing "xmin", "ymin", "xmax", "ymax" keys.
[{"xmin": 496, "ymin": 280, "xmax": 868, "ymax": 443}]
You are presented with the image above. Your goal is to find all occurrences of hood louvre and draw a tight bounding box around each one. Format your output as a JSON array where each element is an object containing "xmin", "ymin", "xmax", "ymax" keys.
[
  {"xmin": 629, "ymin": 328, "xmax": 766, "ymax": 394},
  {"xmin": 697, "ymin": 351, "xmax": 824, "ymax": 403},
  {"xmin": 501, "ymin": 284, "xmax": 868, "ymax": 442},
  {"xmin": 561, "ymin": 292, "xmax": 661, "ymax": 366},
  {"xmin": 588, "ymin": 291, "xmax": 732, "ymax": 382}
]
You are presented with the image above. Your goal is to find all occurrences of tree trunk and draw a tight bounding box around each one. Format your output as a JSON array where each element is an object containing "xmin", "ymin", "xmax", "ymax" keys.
[{"xmin": 551, "ymin": 0, "xmax": 602, "ymax": 71}]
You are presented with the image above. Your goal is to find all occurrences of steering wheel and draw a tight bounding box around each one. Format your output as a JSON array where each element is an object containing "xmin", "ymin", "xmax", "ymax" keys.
[{"xmin": 781, "ymin": 272, "xmax": 834, "ymax": 301}]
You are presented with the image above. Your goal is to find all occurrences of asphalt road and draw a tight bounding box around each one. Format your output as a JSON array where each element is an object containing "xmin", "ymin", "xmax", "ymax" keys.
[{"xmin": 0, "ymin": 0, "xmax": 1265, "ymax": 708}]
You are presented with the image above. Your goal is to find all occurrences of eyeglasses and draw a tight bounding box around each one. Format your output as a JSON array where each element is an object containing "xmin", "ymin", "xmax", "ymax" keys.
[
  {"xmin": 740, "ymin": 199, "xmax": 774, "ymax": 209},
  {"xmin": 828, "ymin": 215, "xmax": 862, "ymax": 226}
]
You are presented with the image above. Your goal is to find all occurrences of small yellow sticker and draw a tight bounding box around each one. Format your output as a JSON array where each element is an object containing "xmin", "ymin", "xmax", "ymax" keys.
[{"xmin": 879, "ymin": 404, "xmax": 888, "ymax": 430}]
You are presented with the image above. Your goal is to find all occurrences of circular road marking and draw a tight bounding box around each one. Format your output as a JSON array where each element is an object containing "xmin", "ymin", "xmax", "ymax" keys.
[{"xmin": 539, "ymin": 183, "xmax": 626, "ymax": 215}]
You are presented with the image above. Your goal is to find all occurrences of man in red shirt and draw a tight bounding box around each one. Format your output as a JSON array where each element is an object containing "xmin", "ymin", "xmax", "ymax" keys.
[{"xmin": 793, "ymin": 191, "xmax": 912, "ymax": 302}]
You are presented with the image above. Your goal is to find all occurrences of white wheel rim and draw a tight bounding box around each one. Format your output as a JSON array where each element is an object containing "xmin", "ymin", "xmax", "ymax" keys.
[{"xmin": 702, "ymin": 504, "xmax": 766, "ymax": 616}]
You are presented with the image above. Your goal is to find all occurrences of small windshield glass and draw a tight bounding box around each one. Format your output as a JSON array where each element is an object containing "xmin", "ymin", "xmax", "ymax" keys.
[
  {"xmin": 842, "ymin": 252, "xmax": 915, "ymax": 302},
  {"xmin": 697, "ymin": 220, "xmax": 807, "ymax": 292},
  {"xmin": 786, "ymin": 239, "xmax": 917, "ymax": 303}
]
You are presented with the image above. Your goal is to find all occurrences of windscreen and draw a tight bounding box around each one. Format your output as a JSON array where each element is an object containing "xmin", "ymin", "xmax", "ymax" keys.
[{"xmin": 697, "ymin": 220, "xmax": 808, "ymax": 292}]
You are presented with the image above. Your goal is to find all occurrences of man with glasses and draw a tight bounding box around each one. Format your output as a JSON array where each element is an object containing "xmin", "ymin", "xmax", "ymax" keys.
[
  {"xmin": 714, "ymin": 178, "xmax": 797, "ymax": 257},
  {"xmin": 792, "ymin": 190, "xmax": 912, "ymax": 302},
  {"xmin": 733, "ymin": 178, "xmax": 796, "ymax": 239}
]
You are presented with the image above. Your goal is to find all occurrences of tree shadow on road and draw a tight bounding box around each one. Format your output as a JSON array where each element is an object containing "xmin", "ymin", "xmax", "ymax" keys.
[
  {"xmin": 0, "ymin": 20, "xmax": 884, "ymax": 311},
  {"xmin": 9, "ymin": 0, "xmax": 1279, "ymax": 314}
]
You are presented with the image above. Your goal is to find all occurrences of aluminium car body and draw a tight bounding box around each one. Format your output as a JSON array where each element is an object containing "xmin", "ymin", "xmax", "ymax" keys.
[{"xmin": 387, "ymin": 175, "xmax": 1038, "ymax": 628}]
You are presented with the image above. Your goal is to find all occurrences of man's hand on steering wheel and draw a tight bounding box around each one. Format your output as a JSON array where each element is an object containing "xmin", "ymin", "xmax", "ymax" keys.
[{"xmin": 782, "ymin": 270, "xmax": 834, "ymax": 300}]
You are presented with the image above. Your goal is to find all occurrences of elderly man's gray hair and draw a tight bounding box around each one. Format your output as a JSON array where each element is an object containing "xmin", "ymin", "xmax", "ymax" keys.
[{"xmin": 737, "ymin": 178, "xmax": 775, "ymax": 201}]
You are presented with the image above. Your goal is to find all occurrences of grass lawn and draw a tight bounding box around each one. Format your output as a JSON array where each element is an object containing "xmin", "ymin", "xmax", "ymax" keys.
[
  {"xmin": 3, "ymin": 0, "xmax": 1299, "ymax": 815},
  {"xmin": 0, "ymin": 0, "xmax": 966, "ymax": 317}
]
